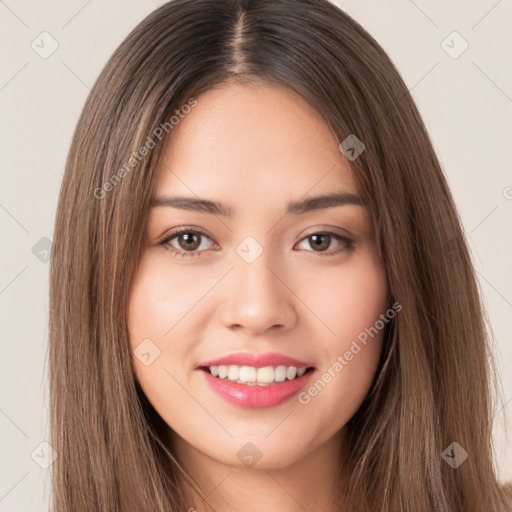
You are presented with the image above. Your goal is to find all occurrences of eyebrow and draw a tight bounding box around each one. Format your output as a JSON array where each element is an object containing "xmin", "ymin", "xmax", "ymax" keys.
[{"xmin": 150, "ymin": 191, "xmax": 363, "ymax": 216}]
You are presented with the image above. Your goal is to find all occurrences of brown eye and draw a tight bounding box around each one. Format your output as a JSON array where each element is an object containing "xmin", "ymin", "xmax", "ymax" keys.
[
  {"xmin": 176, "ymin": 232, "xmax": 201, "ymax": 251},
  {"xmin": 296, "ymin": 231, "xmax": 355, "ymax": 255},
  {"xmin": 159, "ymin": 228, "xmax": 215, "ymax": 258},
  {"xmin": 308, "ymin": 233, "xmax": 331, "ymax": 251}
]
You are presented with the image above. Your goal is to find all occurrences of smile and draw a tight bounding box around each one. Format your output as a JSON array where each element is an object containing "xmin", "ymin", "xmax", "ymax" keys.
[
  {"xmin": 198, "ymin": 365, "xmax": 316, "ymax": 408},
  {"xmin": 204, "ymin": 364, "xmax": 309, "ymax": 385}
]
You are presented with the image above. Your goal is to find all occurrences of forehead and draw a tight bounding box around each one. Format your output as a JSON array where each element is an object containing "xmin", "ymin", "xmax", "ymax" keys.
[{"xmin": 154, "ymin": 82, "xmax": 358, "ymax": 205}]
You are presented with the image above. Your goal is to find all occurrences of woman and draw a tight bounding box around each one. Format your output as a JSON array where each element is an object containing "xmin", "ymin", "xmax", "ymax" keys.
[{"xmin": 49, "ymin": 0, "xmax": 512, "ymax": 510}]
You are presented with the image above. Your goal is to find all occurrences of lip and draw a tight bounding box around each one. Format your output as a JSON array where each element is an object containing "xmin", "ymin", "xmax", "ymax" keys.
[
  {"xmin": 199, "ymin": 367, "xmax": 316, "ymax": 408},
  {"xmin": 198, "ymin": 351, "xmax": 313, "ymax": 369}
]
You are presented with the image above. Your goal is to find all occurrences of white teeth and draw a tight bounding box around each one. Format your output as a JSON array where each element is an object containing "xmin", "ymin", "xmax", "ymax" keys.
[
  {"xmin": 238, "ymin": 366, "xmax": 257, "ymax": 382},
  {"xmin": 207, "ymin": 364, "xmax": 309, "ymax": 385},
  {"xmin": 218, "ymin": 365, "xmax": 228, "ymax": 379},
  {"xmin": 228, "ymin": 365, "xmax": 240, "ymax": 381},
  {"xmin": 257, "ymin": 366, "xmax": 275, "ymax": 383},
  {"xmin": 286, "ymin": 366, "xmax": 297, "ymax": 380},
  {"xmin": 274, "ymin": 365, "xmax": 287, "ymax": 382}
]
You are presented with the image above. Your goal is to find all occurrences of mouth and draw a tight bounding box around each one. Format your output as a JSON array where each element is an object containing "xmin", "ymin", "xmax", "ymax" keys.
[
  {"xmin": 197, "ymin": 364, "xmax": 317, "ymax": 409},
  {"xmin": 198, "ymin": 364, "xmax": 316, "ymax": 386}
]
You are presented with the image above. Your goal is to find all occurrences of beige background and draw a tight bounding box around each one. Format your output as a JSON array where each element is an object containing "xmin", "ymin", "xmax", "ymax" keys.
[{"xmin": 0, "ymin": 0, "xmax": 511, "ymax": 510}]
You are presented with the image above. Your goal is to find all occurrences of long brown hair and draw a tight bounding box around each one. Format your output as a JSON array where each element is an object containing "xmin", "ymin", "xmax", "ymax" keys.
[{"xmin": 49, "ymin": 0, "xmax": 512, "ymax": 510}]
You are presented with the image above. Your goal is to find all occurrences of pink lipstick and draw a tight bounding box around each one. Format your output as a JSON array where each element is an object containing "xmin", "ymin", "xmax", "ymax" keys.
[{"xmin": 197, "ymin": 352, "xmax": 315, "ymax": 408}]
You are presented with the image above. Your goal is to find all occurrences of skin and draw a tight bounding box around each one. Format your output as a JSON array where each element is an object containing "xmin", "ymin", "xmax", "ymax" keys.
[{"xmin": 128, "ymin": 81, "xmax": 389, "ymax": 512}]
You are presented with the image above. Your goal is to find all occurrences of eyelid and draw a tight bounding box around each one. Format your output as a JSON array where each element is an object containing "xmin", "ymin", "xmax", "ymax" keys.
[
  {"xmin": 300, "ymin": 225, "xmax": 355, "ymax": 239},
  {"xmin": 158, "ymin": 226, "xmax": 213, "ymax": 245}
]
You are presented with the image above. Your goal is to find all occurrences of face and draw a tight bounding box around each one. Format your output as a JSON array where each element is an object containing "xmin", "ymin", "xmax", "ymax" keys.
[{"xmin": 128, "ymin": 81, "xmax": 389, "ymax": 474}]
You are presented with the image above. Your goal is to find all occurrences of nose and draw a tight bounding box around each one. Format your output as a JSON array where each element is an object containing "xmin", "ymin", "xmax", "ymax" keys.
[{"xmin": 219, "ymin": 249, "xmax": 298, "ymax": 335}]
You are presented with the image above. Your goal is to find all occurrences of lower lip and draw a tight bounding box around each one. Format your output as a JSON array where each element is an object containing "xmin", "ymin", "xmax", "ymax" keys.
[{"xmin": 199, "ymin": 368, "xmax": 315, "ymax": 408}]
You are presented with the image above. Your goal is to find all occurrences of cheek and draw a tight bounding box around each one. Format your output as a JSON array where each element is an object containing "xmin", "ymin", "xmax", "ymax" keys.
[
  {"xmin": 127, "ymin": 251, "xmax": 227, "ymax": 404},
  {"xmin": 127, "ymin": 253, "xmax": 206, "ymax": 424},
  {"xmin": 298, "ymin": 253, "xmax": 388, "ymax": 422},
  {"xmin": 127, "ymin": 252, "xmax": 212, "ymax": 346},
  {"xmin": 127, "ymin": 254, "xmax": 189, "ymax": 383},
  {"xmin": 308, "ymin": 252, "xmax": 388, "ymax": 347}
]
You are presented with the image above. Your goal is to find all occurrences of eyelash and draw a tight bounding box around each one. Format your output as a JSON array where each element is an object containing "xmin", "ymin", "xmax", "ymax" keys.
[{"xmin": 158, "ymin": 227, "xmax": 355, "ymax": 259}]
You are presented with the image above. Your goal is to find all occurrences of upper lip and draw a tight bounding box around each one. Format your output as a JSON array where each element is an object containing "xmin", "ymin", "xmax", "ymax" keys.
[{"xmin": 198, "ymin": 352, "xmax": 314, "ymax": 369}]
